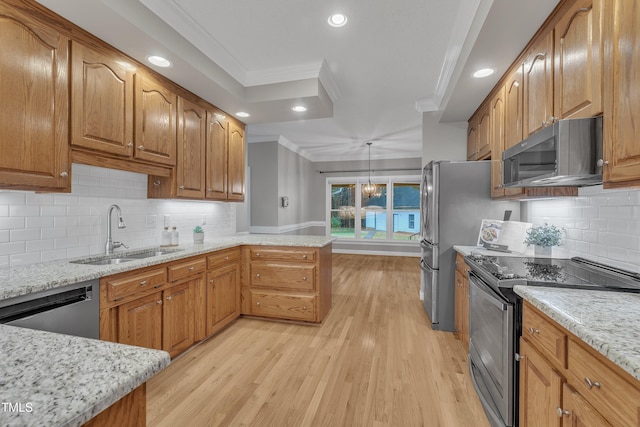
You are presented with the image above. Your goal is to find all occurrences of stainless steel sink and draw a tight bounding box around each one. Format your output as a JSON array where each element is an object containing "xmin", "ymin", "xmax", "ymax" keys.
[{"xmin": 70, "ymin": 248, "xmax": 184, "ymax": 265}]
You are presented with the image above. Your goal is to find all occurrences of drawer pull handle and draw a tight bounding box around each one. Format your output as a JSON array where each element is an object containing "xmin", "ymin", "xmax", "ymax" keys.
[
  {"xmin": 302, "ymin": 255, "xmax": 307, "ymax": 259},
  {"xmin": 140, "ymin": 280, "xmax": 147, "ymax": 286},
  {"xmin": 527, "ymin": 327, "xmax": 540, "ymax": 335},
  {"xmin": 302, "ymin": 276, "xmax": 307, "ymax": 281},
  {"xmin": 556, "ymin": 407, "xmax": 570, "ymax": 417},
  {"xmin": 256, "ymin": 253, "xmax": 261, "ymax": 256},
  {"xmin": 224, "ymin": 256, "xmax": 229, "ymax": 260},
  {"xmin": 584, "ymin": 377, "xmax": 601, "ymax": 389},
  {"xmin": 189, "ymin": 266, "xmax": 195, "ymax": 271}
]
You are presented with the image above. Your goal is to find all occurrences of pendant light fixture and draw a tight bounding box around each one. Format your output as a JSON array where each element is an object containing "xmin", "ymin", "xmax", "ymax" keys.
[{"xmin": 362, "ymin": 142, "xmax": 377, "ymax": 198}]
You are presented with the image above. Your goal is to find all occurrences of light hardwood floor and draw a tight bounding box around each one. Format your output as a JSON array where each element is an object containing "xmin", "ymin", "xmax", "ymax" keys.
[{"xmin": 147, "ymin": 254, "xmax": 489, "ymax": 426}]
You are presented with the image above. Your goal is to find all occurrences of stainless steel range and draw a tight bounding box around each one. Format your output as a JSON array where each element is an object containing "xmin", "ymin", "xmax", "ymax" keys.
[{"xmin": 463, "ymin": 254, "xmax": 640, "ymax": 427}]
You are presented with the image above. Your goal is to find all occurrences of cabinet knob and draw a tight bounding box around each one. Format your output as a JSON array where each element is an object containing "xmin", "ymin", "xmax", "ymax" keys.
[
  {"xmin": 127, "ymin": 142, "xmax": 133, "ymax": 147},
  {"xmin": 256, "ymin": 273, "xmax": 260, "ymax": 278},
  {"xmin": 556, "ymin": 407, "xmax": 570, "ymax": 417},
  {"xmin": 140, "ymin": 280, "xmax": 147, "ymax": 286},
  {"xmin": 179, "ymin": 185, "xmax": 185, "ymax": 190},
  {"xmin": 157, "ymin": 300, "xmax": 163, "ymax": 304},
  {"xmin": 189, "ymin": 266, "xmax": 195, "ymax": 271},
  {"xmin": 584, "ymin": 377, "xmax": 601, "ymax": 389},
  {"xmin": 527, "ymin": 327, "xmax": 540, "ymax": 335},
  {"xmin": 303, "ymin": 306, "xmax": 307, "ymax": 310},
  {"xmin": 302, "ymin": 255, "xmax": 307, "ymax": 259},
  {"xmin": 209, "ymin": 279, "xmax": 214, "ymax": 284},
  {"xmin": 137, "ymin": 145, "xmax": 145, "ymax": 150},
  {"xmin": 59, "ymin": 171, "xmax": 68, "ymax": 177},
  {"xmin": 302, "ymin": 276, "xmax": 307, "ymax": 281},
  {"xmin": 166, "ymin": 296, "xmax": 172, "ymax": 301},
  {"xmin": 207, "ymin": 188, "xmax": 213, "ymax": 192},
  {"xmin": 256, "ymin": 302, "xmax": 261, "ymax": 306},
  {"xmin": 224, "ymin": 256, "xmax": 229, "ymax": 260},
  {"xmin": 256, "ymin": 253, "xmax": 261, "ymax": 257}
]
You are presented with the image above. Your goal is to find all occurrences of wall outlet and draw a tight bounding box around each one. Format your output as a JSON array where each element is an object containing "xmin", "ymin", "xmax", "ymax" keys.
[
  {"xmin": 201, "ymin": 214, "xmax": 207, "ymax": 225},
  {"xmin": 146, "ymin": 215, "xmax": 156, "ymax": 228},
  {"xmin": 164, "ymin": 215, "xmax": 171, "ymax": 227}
]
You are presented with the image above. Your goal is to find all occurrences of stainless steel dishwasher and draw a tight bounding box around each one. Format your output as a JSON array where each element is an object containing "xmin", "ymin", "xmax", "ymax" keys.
[{"xmin": 0, "ymin": 280, "xmax": 99, "ymax": 339}]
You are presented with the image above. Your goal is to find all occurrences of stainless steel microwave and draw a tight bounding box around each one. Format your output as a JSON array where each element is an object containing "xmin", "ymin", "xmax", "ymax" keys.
[{"xmin": 502, "ymin": 116, "xmax": 603, "ymax": 187}]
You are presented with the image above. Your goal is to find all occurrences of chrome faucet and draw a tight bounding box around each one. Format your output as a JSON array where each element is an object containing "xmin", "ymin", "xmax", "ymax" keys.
[{"xmin": 105, "ymin": 204, "xmax": 128, "ymax": 254}]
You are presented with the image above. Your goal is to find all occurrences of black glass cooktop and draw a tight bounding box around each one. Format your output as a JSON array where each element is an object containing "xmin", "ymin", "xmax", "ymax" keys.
[{"xmin": 465, "ymin": 254, "xmax": 640, "ymax": 292}]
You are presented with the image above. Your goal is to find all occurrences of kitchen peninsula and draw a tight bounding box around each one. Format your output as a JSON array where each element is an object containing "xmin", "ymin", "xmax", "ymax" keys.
[{"xmin": 0, "ymin": 234, "xmax": 334, "ymax": 426}]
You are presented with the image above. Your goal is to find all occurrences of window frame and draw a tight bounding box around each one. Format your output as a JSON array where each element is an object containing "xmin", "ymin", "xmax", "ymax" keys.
[{"xmin": 326, "ymin": 175, "xmax": 420, "ymax": 243}]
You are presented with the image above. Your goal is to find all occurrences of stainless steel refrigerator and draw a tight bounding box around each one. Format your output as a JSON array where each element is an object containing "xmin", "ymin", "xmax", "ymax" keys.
[{"xmin": 419, "ymin": 160, "xmax": 520, "ymax": 331}]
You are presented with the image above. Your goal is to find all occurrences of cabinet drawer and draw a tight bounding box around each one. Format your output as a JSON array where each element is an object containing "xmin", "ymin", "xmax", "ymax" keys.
[
  {"xmin": 249, "ymin": 290, "xmax": 316, "ymax": 322},
  {"xmin": 250, "ymin": 264, "xmax": 316, "ymax": 291},
  {"xmin": 250, "ymin": 247, "xmax": 316, "ymax": 262},
  {"xmin": 567, "ymin": 338, "xmax": 640, "ymax": 427},
  {"xmin": 106, "ymin": 268, "xmax": 167, "ymax": 302},
  {"xmin": 522, "ymin": 304, "xmax": 567, "ymax": 369},
  {"xmin": 206, "ymin": 248, "xmax": 240, "ymax": 270},
  {"xmin": 168, "ymin": 257, "xmax": 206, "ymax": 282}
]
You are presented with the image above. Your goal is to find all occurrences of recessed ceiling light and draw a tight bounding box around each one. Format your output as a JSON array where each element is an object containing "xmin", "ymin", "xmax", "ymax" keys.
[
  {"xmin": 146, "ymin": 55, "xmax": 172, "ymax": 68},
  {"xmin": 292, "ymin": 105, "xmax": 307, "ymax": 112},
  {"xmin": 472, "ymin": 68, "xmax": 495, "ymax": 78},
  {"xmin": 236, "ymin": 112, "xmax": 250, "ymax": 118},
  {"xmin": 328, "ymin": 13, "xmax": 348, "ymax": 27}
]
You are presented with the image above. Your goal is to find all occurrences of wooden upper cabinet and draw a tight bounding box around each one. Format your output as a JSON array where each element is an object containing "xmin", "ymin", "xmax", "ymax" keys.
[
  {"xmin": 467, "ymin": 116, "xmax": 479, "ymax": 161},
  {"xmin": 227, "ymin": 121, "xmax": 246, "ymax": 201},
  {"xmin": 134, "ymin": 72, "xmax": 177, "ymax": 166},
  {"xmin": 524, "ymin": 29, "xmax": 555, "ymax": 137},
  {"xmin": 504, "ymin": 64, "xmax": 525, "ymax": 150},
  {"xmin": 71, "ymin": 41, "xmax": 134, "ymax": 157},
  {"xmin": 176, "ymin": 97, "xmax": 206, "ymax": 198},
  {"xmin": 476, "ymin": 104, "xmax": 491, "ymax": 160},
  {"xmin": 0, "ymin": 7, "xmax": 70, "ymax": 191},
  {"xmin": 205, "ymin": 111, "xmax": 228, "ymax": 200},
  {"xmin": 490, "ymin": 87, "xmax": 506, "ymax": 198},
  {"xmin": 603, "ymin": 0, "xmax": 640, "ymax": 187},
  {"xmin": 554, "ymin": 0, "xmax": 603, "ymax": 120}
]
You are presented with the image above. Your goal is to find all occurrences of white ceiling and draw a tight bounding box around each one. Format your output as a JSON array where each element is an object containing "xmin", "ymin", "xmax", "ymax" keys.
[{"xmin": 36, "ymin": 0, "xmax": 559, "ymax": 162}]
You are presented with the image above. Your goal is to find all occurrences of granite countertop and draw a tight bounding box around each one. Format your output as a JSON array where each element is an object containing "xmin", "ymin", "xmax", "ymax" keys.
[
  {"xmin": 0, "ymin": 325, "xmax": 170, "ymax": 427},
  {"xmin": 514, "ymin": 286, "xmax": 640, "ymax": 382},
  {"xmin": 0, "ymin": 234, "xmax": 336, "ymax": 302}
]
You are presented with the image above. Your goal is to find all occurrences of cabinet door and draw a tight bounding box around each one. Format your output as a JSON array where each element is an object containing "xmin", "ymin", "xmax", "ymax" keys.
[
  {"xmin": 560, "ymin": 383, "xmax": 612, "ymax": 427},
  {"xmin": 504, "ymin": 64, "xmax": 525, "ymax": 150},
  {"xmin": 162, "ymin": 281, "xmax": 195, "ymax": 358},
  {"xmin": 554, "ymin": 0, "xmax": 602, "ymax": 120},
  {"xmin": 490, "ymin": 87, "xmax": 506, "ymax": 198},
  {"xmin": 71, "ymin": 41, "xmax": 134, "ymax": 157},
  {"xmin": 205, "ymin": 111, "xmax": 228, "ymax": 200},
  {"xmin": 524, "ymin": 30, "xmax": 555, "ymax": 136},
  {"xmin": 206, "ymin": 263, "xmax": 240, "ymax": 336},
  {"xmin": 519, "ymin": 338, "xmax": 564, "ymax": 427},
  {"xmin": 467, "ymin": 116, "xmax": 478, "ymax": 161},
  {"xmin": 117, "ymin": 292, "xmax": 163, "ymax": 350},
  {"xmin": 227, "ymin": 121, "xmax": 245, "ymax": 201},
  {"xmin": 134, "ymin": 73, "xmax": 177, "ymax": 166},
  {"xmin": 603, "ymin": 0, "xmax": 640, "ymax": 186},
  {"xmin": 476, "ymin": 104, "xmax": 491, "ymax": 160},
  {"xmin": 176, "ymin": 97, "xmax": 206, "ymax": 198},
  {"xmin": 0, "ymin": 9, "xmax": 70, "ymax": 191}
]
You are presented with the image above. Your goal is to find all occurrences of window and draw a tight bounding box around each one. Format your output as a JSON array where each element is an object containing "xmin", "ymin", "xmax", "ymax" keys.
[{"xmin": 327, "ymin": 177, "xmax": 420, "ymax": 241}]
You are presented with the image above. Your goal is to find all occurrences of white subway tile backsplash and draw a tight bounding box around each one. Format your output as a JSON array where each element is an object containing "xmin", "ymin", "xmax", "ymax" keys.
[
  {"xmin": 525, "ymin": 186, "xmax": 640, "ymax": 272},
  {"xmin": 0, "ymin": 164, "xmax": 237, "ymax": 267}
]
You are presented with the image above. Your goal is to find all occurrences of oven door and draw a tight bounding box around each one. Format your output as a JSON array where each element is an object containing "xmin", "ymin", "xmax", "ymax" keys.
[{"xmin": 468, "ymin": 272, "xmax": 514, "ymax": 427}]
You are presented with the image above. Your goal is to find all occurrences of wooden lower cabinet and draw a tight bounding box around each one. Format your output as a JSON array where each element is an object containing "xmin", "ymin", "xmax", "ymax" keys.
[
  {"xmin": 454, "ymin": 253, "xmax": 469, "ymax": 352},
  {"xmin": 520, "ymin": 302, "xmax": 640, "ymax": 426},
  {"xmin": 83, "ymin": 384, "xmax": 146, "ymax": 427},
  {"xmin": 162, "ymin": 280, "xmax": 195, "ymax": 358},
  {"xmin": 241, "ymin": 245, "xmax": 332, "ymax": 323},
  {"xmin": 117, "ymin": 292, "xmax": 163, "ymax": 351},
  {"xmin": 519, "ymin": 338, "xmax": 564, "ymax": 427},
  {"xmin": 206, "ymin": 262, "xmax": 240, "ymax": 336}
]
